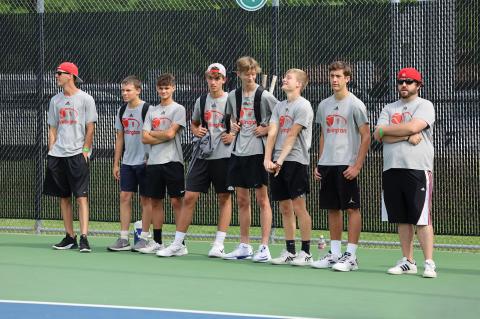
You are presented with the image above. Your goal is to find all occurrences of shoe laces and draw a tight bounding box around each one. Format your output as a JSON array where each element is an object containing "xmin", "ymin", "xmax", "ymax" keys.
[{"xmin": 337, "ymin": 252, "xmax": 352, "ymax": 263}]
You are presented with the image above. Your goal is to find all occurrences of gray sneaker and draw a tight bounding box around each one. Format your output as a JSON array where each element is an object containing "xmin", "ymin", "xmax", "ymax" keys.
[
  {"xmin": 107, "ymin": 238, "xmax": 131, "ymax": 252},
  {"xmin": 132, "ymin": 237, "xmax": 148, "ymax": 252}
]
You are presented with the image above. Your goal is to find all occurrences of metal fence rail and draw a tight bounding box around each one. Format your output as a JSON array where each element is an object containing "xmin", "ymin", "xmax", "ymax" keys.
[{"xmin": 0, "ymin": 0, "xmax": 479, "ymax": 236}]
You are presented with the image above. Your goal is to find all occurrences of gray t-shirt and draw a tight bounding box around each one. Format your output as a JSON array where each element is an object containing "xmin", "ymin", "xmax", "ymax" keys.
[
  {"xmin": 192, "ymin": 93, "xmax": 233, "ymax": 160},
  {"xmin": 376, "ymin": 97, "xmax": 435, "ymax": 171},
  {"xmin": 226, "ymin": 85, "xmax": 278, "ymax": 156},
  {"xmin": 47, "ymin": 90, "xmax": 98, "ymax": 157},
  {"xmin": 270, "ymin": 97, "xmax": 314, "ymax": 165},
  {"xmin": 143, "ymin": 102, "xmax": 186, "ymax": 165},
  {"xmin": 115, "ymin": 102, "xmax": 150, "ymax": 166},
  {"xmin": 316, "ymin": 93, "xmax": 369, "ymax": 166}
]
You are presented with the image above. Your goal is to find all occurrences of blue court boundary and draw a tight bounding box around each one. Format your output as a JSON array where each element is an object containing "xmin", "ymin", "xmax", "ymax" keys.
[{"xmin": 0, "ymin": 300, "xmax": 322, "ymax": 319}]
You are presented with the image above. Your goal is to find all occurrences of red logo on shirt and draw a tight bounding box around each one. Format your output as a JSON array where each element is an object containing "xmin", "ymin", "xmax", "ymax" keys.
[
  {"xmin": 151, "ymin": 117, "xmax": 172, "ymax": 130},
  {"xmin": 204, "ymin": 110, "xmax": 225, "ymax": 128},
  {"xmin": 59, "ymin": 107, "xmax": 78, "ymax": 125},
  {"xmin": 122, "ymin": 118, "xmax": 141, "ymax": 135},
  {"xmin": 391, "ymin": 112, "xmax": 413, "ymax": 124},
  {"xmin": 325, "ymin": 114, "xmax": 347, "ymax": 134},
  {"xmin": 279, "ymin": 115, "xmax": 294, "ymax": 133}
]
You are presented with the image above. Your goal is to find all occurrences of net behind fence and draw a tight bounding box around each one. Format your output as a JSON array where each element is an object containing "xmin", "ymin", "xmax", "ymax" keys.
[{"xmin": 0, "ymin": 0, "xmax": 478, "ymax": 236}]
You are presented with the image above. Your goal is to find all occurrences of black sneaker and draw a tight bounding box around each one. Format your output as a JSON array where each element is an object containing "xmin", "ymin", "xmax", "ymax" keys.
[
  {"xmin": 53, "ymin": 234, "xmax": 78, "ymax": 250},
  {"xmin": 79, "ymin": 234, "xmax": 92, "ymax": 253}
]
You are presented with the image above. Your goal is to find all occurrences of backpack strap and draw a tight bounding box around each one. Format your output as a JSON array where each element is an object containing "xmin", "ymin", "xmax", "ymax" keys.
[
  {"xmin": 199, "ymin": 94, "xmax": 208, "ymax": 128},
  {"xmin": 235, "ymin": 88, "xmax": 242, "ymax": 121},
  {"xmin": 253, "ymin": 86, "xmax": 264, "ymax": 125},
  {"xmin": 118, "ymin": 103, "xmax": 127, "ymax": 126},
  {"xmin": 141, "ymin": 102, "xmax": 150, "ymax": 122}
]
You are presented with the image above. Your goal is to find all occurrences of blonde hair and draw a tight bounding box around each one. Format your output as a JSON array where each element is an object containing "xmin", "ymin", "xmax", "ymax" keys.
[
  {"xmin": 286, "ymin": 68, "xmax": 309, "ymax": 91},
  {"xmin": 236, "ymin": 56, "xmax": 261, "ymax": 73}
]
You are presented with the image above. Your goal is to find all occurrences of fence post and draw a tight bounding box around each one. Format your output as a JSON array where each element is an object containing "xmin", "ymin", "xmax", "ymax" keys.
[
  {"xmin": 271, "ymin": 0, "xmax": 279, "ymax": 88},
  {"xmin": 35, "ymin": 0, "xmax": 46, "ymax": 232}
]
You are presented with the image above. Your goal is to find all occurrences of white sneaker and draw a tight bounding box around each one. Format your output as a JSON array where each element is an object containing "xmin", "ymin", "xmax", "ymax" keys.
[
  {"xmin": 387, "ymin": 257, "xmax": 418, "ymax": 275},
  {"xmin": 138, "ymin": 240, "xmax": 164, "ymax": 254},
  {"xmin": 156, "ymin": 243, "xmax": 188, "ymax": 257},
  {"xmin": 252, "ymin": 245, "xmax": 271, "ymax": 263},
  {"xmin": 223, "ymin": 243, "xmax": 253, "ymax": 260},
  {"xmin": 208, "ymin": 242, "xmax": 225, "ymax": 258},
  {"xmin": 270, "ymin": 250, "xmax": 296, "ymax": 265},
  {"xmin": 311, "ymin": 251, "xmax": 340, "ymax": 269},
  {"xmin": 290, "ymin": 250, "xmax": 313, "ymax": 266},
  {"xmin": 332, "ymin": 252, "xmax": 359, "ymax": 272},
  {"xmin": 423, "ymin": 259, "xmax": 437, "ymax": 278}
]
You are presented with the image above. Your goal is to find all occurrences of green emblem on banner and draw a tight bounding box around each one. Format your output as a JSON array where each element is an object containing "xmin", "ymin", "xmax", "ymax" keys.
[{"xmin": 236, "ymin": 0, "xmax": 267, "ymax": 11}]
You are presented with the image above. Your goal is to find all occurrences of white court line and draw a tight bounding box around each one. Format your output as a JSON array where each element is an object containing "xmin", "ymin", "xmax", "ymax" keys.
[{"xmin": 0, "ymin": 299, "xmax": 326, "ymax": 319}]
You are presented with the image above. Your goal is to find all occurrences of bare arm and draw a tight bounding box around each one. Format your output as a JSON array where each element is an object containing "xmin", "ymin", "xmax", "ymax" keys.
[
  {"xmin": 48, "ymin": 126, "xmax": 57, "ymax": 151},
  {"xmin": 149, "ymin": 123, "xmax": 182, "ymax": 143},
  {"xmin": 113, "ymin": 130, "xmax": 124, "ymax": 180},
  {"xmin": 343, "ymin": 124, "xmax": 370, "ymax": 180},
  {"xmin": 263, "ymin": 122, "xmax": 279, "ymax": 173},
  {"xmin": 276, "ymin": 123, "xmax": 304, "ymax": 166},
  {"xmin": 313, "ymin": 131, "xmax": 324, "ymax": 181},
  {"xmin": 374, "ymin": 118, "xmax": 428, "ymax": 140}
]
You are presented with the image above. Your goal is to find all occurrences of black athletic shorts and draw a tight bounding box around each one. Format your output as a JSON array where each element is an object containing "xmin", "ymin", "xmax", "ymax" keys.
[
  {"xmin": 120, "ymin": 164, "xmax": 147, "ymax": 195},
  {"xmin": 43, "ymin": 154, "xmax": 90, "ymax": 198},
  {"xmin": 227, "ymin": 154, "xmax": 268, "ymax": 189},
  {"xmin": 382, "ymin": 168, "xmax": 433, "ymax": 225},
  {"xmin": 186, "ymin": 158, "xmax": 232, "ymax": 194},
  {"xmin": 317, "ymin": 165, "xmax": 360, "ymax": 210},
  {"xmin": 270, "ymin": 161, "xmax": 310, "ymax": 201},
  {"xmin": 144, "ymin": 162, "xmax": 185, "ymax": 199}
]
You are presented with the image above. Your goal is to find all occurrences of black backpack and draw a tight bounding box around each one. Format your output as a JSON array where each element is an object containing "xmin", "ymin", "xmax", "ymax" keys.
[
  {"xmin": 118, "ymin": 102, "xmax": 150, "ymax": 125},
  {"xmin": 235, "ymin": 86, "xmax": 264, "ymax": 125},
  {"xmin": 118, "ymin": 102, "xmax": 150, "ymax": 155},
  {"xmin": 199, "ymin": 94, "xmax": 231, "ymax": 133}
]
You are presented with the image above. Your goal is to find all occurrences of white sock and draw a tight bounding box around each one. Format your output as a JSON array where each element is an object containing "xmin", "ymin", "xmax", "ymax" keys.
[
  {"xmin": 330, "ymin": 240, "xmax": 342, "ymax": 257},
  {"xmin": 140, "ymin": 231, "xmax": 149, "ymax": 239},
  {"xmin": 174, "ymin": 231, "xmax": 186, "ymax": 245},
  {"xmin": 214, "ymin": 231, "xmax": 226, "ymax": 245},
  {"xmin": 120, "ymin": 231, "xmax": 129, "ymax": 240},
  {"xmin": 346, "ymin": 243, "xmax": 358, "ymax": 256}
]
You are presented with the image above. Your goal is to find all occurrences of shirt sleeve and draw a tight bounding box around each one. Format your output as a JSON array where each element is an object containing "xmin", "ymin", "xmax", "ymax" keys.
[
  {"xmin": 191, "ymin": 98, "xmax": 201, "ymax": 122},
  {"xmin": 225, "ymin": 91, "xmax": 235, "ymax": 120},
  {"xmin": 261, "ymin": 90, "xmax": 279, "ymax": 124},
  {"xmin": 315, "ymin": 102, "xmax": 323, "ymax": 127},
  {"xmin": 376, "ymin": 106, "xmax": 390, "ymax": 126},
  {"xmin": 413, "ymin": 100, "xmax": 435, "ymax": 127},
  {"xmin": 84, "ymin": 94, "xmax": 98, "ymax": 124},
  {"xmin": 115, "ymin": 107, "xmax": 123, "ymax": 131},
  {"xmin": 47, "ymin": 98, "xmax": 57, "ymax": 127},
  {"xmin": 294, "ymin": 101, "xmax": 312, "ymax": 128},
  {"xmin": 353, "ymin": 100, "xmax": 370, "ymax": 128},
  {"xmin": 269, "ymin": 102, "xmax": 280, "ymax": 124},
  {"xmin": 173, "ymin": 105, "xmax": 187, "ymax": 128}
]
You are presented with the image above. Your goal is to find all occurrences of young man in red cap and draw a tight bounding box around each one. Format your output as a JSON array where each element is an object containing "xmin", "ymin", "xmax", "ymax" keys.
[
  {"xmin": 374, "ymin": 67, "xmax": 437, "ymax": 278},
  {"xmin": 44, "ymin": 62, "xmax": 98, "ymax": 252},
  {"xmin": 158, "ymin": 63, "xmax": 235, "ymax": 258}
]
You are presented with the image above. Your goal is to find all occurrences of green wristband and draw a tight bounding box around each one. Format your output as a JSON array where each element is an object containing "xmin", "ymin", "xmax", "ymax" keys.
[
  {"xmin": 378, "ymin": 127, "xmax": 384, "ymax": 139},
  {"xmin": 82, "ymin": 147, "xmax": 90, "ymax": 152}
]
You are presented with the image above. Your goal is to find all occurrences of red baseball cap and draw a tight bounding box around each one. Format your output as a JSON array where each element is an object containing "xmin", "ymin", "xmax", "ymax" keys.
[
  {"xmin": 397, "ymin": 67, "xmax": 422, "ymax": 84},
  {"xmin": 57, "ymin": 62, "xmax": 83, "ymax": 83}
]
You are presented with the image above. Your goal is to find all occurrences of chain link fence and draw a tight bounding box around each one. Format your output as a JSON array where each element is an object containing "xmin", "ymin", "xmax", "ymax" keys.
[{"xmin": 0, "ymin": 0, "xmax": 479, "ymax": 237}]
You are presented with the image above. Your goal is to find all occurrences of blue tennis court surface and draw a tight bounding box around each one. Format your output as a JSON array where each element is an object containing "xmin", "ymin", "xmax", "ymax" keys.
[{"xmin": 0, "ymin": 300, "xmax": 317, "ymax": 319}]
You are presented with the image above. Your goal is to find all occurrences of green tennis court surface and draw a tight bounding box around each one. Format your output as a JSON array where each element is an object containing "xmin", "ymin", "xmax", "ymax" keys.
[{"xmin": 0, "ymin": 233, "xmax": 478, "ymax": 319}]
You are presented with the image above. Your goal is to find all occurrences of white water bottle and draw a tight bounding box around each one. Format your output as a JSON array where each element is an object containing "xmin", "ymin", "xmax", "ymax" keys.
[{"xmin": 317, "ymin": 235, "xmax": 326, "ymax": 251}]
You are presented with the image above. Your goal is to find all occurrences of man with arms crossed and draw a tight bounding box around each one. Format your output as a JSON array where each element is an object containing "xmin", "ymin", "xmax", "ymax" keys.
[
  {"xmin": 374, "ymin": 67, "xmax": 437, "ymax": 278},
  {"xmin": 140, "ymin": 73, "xmax": 186, "ymax": 255},
  {"xmin": 158, "ymin": 64, "xmax": 235, "ymax": 257},
  {"xmin": 264, "ymin": 69, "xmax": 314, "ymax": 266},
  {"xmin": 108, "ymin": 76, "xmax": 152, "ymax": 252},
  {"xmin": 44, "ymin": 62, "xmax": 97, "ymax": 253},
  {"xmin": 312, "ymin": 61, "xmax": 370, "ymax": 272}
]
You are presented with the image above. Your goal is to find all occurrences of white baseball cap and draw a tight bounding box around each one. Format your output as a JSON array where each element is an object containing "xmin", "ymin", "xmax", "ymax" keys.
[{"xmin": 206, "ymin": 63, "xmax": 226, "ymax": 77}]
